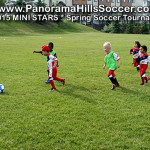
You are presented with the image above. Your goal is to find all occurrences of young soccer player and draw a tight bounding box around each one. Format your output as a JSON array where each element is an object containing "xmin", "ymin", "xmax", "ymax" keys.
[
  {"xmin": 136, "ymin": 45, "xmax": 150, "ymax": 86},
  {"xmin": 130, "ymin": 41, "xmax": 141, "ymax": 72},
  {"xmin": 103, "ymin": 42, "xmax": 120, "ymax": 90},
  {"xmin": 33, "ymin": 42, "xmax": 59, "ymax": 84},
  {"xmin": 41, "ymin": 45, "xmax": 65, "ymax": 91}
]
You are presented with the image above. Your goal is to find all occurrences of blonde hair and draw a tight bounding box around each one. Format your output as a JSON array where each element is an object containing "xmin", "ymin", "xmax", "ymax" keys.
[{"xmin": 103, "ymin": 42, "xmax": 111, "ymax": 49}]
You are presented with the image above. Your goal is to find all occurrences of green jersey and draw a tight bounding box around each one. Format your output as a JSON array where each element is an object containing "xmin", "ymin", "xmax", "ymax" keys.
[
  {"xmin": 104, "ymin": 51, "xmax": 120, "ymax": 70},
  {"xmin": 50, "ymin": 50, "xmax": 56, "ymax": 56}
]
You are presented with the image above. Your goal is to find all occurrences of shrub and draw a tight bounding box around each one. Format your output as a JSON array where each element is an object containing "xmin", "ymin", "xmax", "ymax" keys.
[
  {"xmin": 110, "ymin": 21, "xmax": 122, "ymax": 33},
  {"xmin": 103, "ymin": 25, "xmax": 111, "ymax": 33},
  {"xmin": 126, "ymin": 21, "xmax": 134, "ymax": 34},
  {"xmin": 141, "ymin": 21, "xmax": 149, "ymax": 34}
]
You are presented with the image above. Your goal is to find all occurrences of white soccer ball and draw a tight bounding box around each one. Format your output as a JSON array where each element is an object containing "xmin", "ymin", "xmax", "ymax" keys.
[{"xmin": 0, "ymin": 84, "xmax": 5, "ymax": 93}]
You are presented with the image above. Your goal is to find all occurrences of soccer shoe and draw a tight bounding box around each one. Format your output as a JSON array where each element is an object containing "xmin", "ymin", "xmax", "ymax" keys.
[
  {"xmin": 50, "ymin": 88, "xmax": 56, "ymax": 91},
  {"xmin": 140, "ymin": 83, "xmax": 145, "ymax": 86},
  {"xmin": 111, "ymin": 84, "xmax": 116, "ymax": 90},
  {"xmin": 116, "ymin": 84, "xmax": 120, "ymax": 87},
  {"xmin": 62, "ymin": 79, "xmax": 65, "ymax": 85},
  {"xmin": 146, "ymin": 77, "xmax": 149, "ymax": 83},
  {"xmin": 45, "ymin": 79, "xmax": 50, "ymax": 84}
]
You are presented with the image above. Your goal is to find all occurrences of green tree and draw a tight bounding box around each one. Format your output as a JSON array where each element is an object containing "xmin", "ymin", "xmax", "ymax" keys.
[
  {"xmin": 14, "ymin": 0, "xmax": 27, "ymax": 15},
  {"xmin": 34, "ymin": 0, "xmax": 47, "ymax": 23},
  {"xmin": 110, "ymin": 21, "xmax": 121, "ymax": 33},
  {"xmin": 141, "ymin": 21, "xmax": 149, "ymax": 34},
  {"xmin": 126, "ymin": 21, "xmax": 134, "ymax": 34},
  {"xmin": 0, "ymin": 0, "xmax": 6, "ymax": 6}
]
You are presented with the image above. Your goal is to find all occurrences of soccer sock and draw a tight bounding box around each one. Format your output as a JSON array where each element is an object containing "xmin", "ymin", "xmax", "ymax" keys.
[
  {"xmin": 54, "ymin": 77, "xmax": 64, "ymax": 82},
  {"xmin": 141, "ymin": 77, "xmax": 145, "ymax": 84},
  {"xmin": 114, "ymin": 78, "xmax": 119, "ymax": 86},
  {"xmin": 47, "ymin": 70, "xmax": 49, "ymax": 78},
  {"xmin": 137, "ymin": 65, "xmax": 140, "ymax": 71},
  {"xmin": 109, "ymin": 77, "xmax": 115, "ymax": 84},
  {"xmin": 144, "ymin": 77, "xmax": 148, "ymax": 80},
  {"xmin": 50, "ymin": 80, "xmax": 56, "ymax": 89}
]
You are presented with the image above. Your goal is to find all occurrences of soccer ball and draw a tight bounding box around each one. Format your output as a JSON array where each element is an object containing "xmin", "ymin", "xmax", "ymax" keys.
[{"xmin": 0, "ymin": 84, "xmax": 5, "ymax": 93}]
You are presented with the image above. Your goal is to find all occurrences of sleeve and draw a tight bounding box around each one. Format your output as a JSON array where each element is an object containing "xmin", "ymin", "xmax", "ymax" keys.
[
  {"xmin": 113, "ymin": 53, "xmax": 120, "ymax": 61},
  {"xmin": 130, "ymin": 48, "xmax": 133, "ymax": 54},
  {"xmin": 54, "ymin": 53, "xmax": 57, "ymax": 58},
  {"xmin": 49, "ymin": 55, "xmax": 58, "ymax": 62},
  {"xmin": 148, "ymin": 56, "xmax": 150, "ymax": 63}
]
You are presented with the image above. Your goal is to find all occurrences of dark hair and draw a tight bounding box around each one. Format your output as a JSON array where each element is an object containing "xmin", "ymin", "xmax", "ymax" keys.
[
  {"xmin": 48, "ymin": 42, "xmax": 54, "ymax": 48},
  {"xmin": 141, "ymin": 45, "xmax": 147, "ymax": 52},
  {"xmin": 135, "ymin": 41, "xmax": 141, "ymax": 48}
]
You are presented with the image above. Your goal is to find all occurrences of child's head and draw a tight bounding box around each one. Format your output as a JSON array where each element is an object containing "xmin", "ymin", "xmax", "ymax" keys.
[
  {"xmin": 140, "ymin": 45, "xmax": 147, "ymax": 54},
  {"xmin": 48, "ymin": 42, "xmax": 54, "ymax": 51},
  {"xmin": 103, "ymin": 42, "xmax": 111, "ymax": 53},
  {"xmin": 42, "ymin": 45, "xmax": 50, "ymax": 56},
  {"xmin": 134, "ymin": 41, "xmax": 141, "ymax": 48}
]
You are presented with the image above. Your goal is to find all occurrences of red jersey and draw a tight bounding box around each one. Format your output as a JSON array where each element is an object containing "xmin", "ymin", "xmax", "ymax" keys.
[{"xmin": 130, "ymin": 48, "xmax": 140, "ymax": 59}]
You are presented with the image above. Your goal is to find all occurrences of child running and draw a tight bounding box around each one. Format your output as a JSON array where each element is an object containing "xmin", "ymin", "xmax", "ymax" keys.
[
  {"xmin": 103, "ymin": 42, "xmax": 120, "ymax": 90},
  {"xmin": 136, "ymin": 45, "xmax": 150, "ymax": 86},
  {"xmin": 41, "ymin": 45, "xmax": 65, "ymax": 91},
  {"xmin": 130, "ymin": 41, "xmax": 141, "ymax": 72},
  {"xmin": 33, "ymin": 42, "xmax": 59, "ymax": 84}
]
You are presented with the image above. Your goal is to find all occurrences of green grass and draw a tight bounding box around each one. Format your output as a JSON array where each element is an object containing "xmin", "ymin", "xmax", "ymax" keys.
[
  {"xmin": 0, "ymin": 20, "xmax": 95, "ymax": 36},
  {"xmin": 0, "ymin": 22, "xmax": 150, "ymax": 149}
]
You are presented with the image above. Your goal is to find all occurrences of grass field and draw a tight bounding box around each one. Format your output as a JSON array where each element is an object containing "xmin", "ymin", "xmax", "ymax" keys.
[{"xmin": 0, "ymin": 22, "xmax": 150, "ymax": 149}]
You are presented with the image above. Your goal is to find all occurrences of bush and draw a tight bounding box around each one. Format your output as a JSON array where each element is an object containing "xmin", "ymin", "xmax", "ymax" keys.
[
  {"xmin": 103, "ymin": 25, "xmax": 111, "ymax": 33},
  {"xmin": 110, "ymin": 21, "xmax": 122, "ymax": 33},
  {"xmin": 126, "ymin": 21, "xmax": 134, "ymax": 34},
  {"xmin": 141, "ymin": 21, "xmax": 149, "ymax": 34},
  {"xmin": 121, "ymin": 23, "xmax": 127, "ymax": 33},
  {"xmin": 134, "ymin": 24, "xmax": 141, "ymax": 34}
]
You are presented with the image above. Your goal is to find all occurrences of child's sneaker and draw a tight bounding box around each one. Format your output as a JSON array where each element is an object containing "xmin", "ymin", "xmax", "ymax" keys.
[
  {"xmin": 140, "ymin": 83, "xmax": 145, "ymax": 86},
  {"xmin": 50, "ymin": 88, "xmax": 56, "ymax": 91},
  {"xmin": 62, "ymin": 79, "xmax": 65, "ymax": 85},
  {"xmin": 116, "ymin": 84, "xmax": 120, "ymax": 87},
  {"xmin": 146, "ymin": 77, "xmax": 149, "ymax": 83},
  {"xmin": 45, "ymin": 79, "xmax": 50, "ymax": 84},
  {"xmin": 111, "ymin": 84, "xmax": 116, "ymax": 90}
]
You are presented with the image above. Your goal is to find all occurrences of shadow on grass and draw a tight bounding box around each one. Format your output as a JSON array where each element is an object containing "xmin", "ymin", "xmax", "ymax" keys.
[
  {"xmin": 57, "ymin": 83, "xmax": 97, "ymax": 105},
  {"xmin": 118, "ymin": 86, "xmax": 150, "ymax": 100},
  {"xmin": 0, "ymin": 92, "xmax": 9, "ymax": 96}
]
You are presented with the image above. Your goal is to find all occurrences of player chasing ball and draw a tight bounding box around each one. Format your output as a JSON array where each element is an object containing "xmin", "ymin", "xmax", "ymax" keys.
[
  {"xmin": 33, "ymin": 42, "xmax": 59, "ymax": 84},
  {"xmin": 41, "ymin": 45, "xmax": 65, "ymax": 91}
]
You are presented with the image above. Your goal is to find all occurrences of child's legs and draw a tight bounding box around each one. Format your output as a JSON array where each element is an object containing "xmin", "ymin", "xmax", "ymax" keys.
[
  {"xmin": 140, "ymin": 65, "xmax": 148, "ymax": 84},
  {"xmin": 49, "ymin": 80, "xmax": 56, "ymax": 89},
  {"xmin": 108, "ymin": 70, "xmax": 116, "ymax": 84},
  {"xmin": 48, "ymin": 68, "xmax": 56, "ymax": 89},
  {"xmin": 108, "ymin": 70, "xmax": 119, "ymax": 85},
  {"xmin": 52, "ymin": 67, "xmax": 64, "ymax": 82}
]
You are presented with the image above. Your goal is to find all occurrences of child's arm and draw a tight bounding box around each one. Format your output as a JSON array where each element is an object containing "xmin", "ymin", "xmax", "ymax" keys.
[
  {"xmin": 103, "ymin": 63, "xmax": 106, "ymax": 69},
  {"xmin": 33, "ymin": 51, "xmax": 42, "ymax": 54},
  {"xmin": 130, "ymin": 48, "xmax": 133, "ymax": 54}
]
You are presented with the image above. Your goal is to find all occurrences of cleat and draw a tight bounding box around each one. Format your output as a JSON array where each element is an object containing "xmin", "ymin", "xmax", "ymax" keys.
[
  {"xmin": 45, "ymin": 79, "xmax": 50, "ymax": 84},
  {"xmin": 111, "ymin": 84, "xmax": 116, "ymax": 90},
  {"xmin": 62, "ymin": 79, "xmax": 65, "ymax": 85},
  {"xmin": 146, "ymin": 77, "xmax": 149, "ymax": 83},
  {"xmin": 140, "ymin": 83, "xmax": 145, "ymax": 86},
  {"xmin": 116, "ymin": 84, "xmax": 120, "ymax": 87},
  {"xmin": 50, "ymin": 88, "xmax": 56, "ymax": 91}
]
